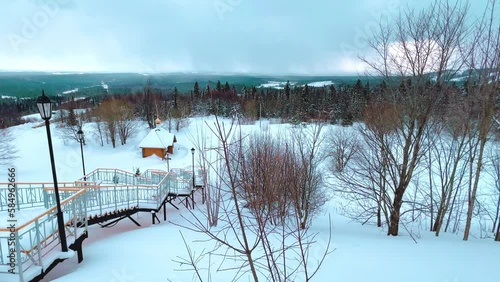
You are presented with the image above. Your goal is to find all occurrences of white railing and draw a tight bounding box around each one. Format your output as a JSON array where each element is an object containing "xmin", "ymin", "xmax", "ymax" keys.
[
  {"xmin": 0, "ymin": 182, "xmax": 88, "ymax": 211},
  {"xmin": 0, "ymin": 190, "xmax": 88, "ymax": 282},
  {"xmin": 0, "ymin": 167, "xmax": 206, "ymax": 281}
]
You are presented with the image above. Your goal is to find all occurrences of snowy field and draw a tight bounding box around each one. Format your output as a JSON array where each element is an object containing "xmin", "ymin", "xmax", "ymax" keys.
[
  {"xmin": 1, "ymin": 117, "xmax": 498, "ymax": 282},
  {"xmin": 258, "ymin": 81, "xmax": 332, "ymax": 89}
]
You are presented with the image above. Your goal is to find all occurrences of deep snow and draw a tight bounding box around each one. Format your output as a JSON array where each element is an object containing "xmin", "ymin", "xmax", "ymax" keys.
[{"xmin": 1, "ymin": 117, "xmax": 498, "ymax": 282}]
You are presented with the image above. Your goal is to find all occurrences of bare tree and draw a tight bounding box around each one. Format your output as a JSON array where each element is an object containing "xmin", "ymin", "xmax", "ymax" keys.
[
  {"xmin": 175, "ymin": 116, "xmax": 332, "ymax": 281},
  {"xmin": 173, "ymin": 99, "xmax": 191, "ymax": 132},
  {"xmin": 326, "ymin": 126, "xmax": 361, "ymax": 173},
  {"xmin": 94, "ymin": 98, "xmax": 136, "ymax": 148},
  {"xmin": 57, "ymin": 111, "xmax": 86, "ymax": 146},
  {"xmin": 462, "ymin": 0, "xmax": 500, "ymax": 241},
  {"xmin": 486, "ymin": 145, "xmax": 500, "ymax": 241},
  {"xmin": 115, "ymin": 100, "xmax": 137, "ymax": 145},
  {"xmin": 290, "ymin": 123, "xmax": 327, "ymax": 229},
  {"xmin": 93, "ymin": 120, "xmax": 106, "ymax": 146},
  {"xmin": 428, "ymin": 88, "xmax": 473, "ymax": 236},
  {"xmin": 360, "ymin": 0, "xmax": 470, "ymax": 236},
  {"xmin": 332, "ymin": 104, "xmax": 399, "ymax": 229},
  {"xmin": 189, "ymin": 120, "xmax": 223, "ymax": 227},
  {"xmin": 237, "ymin": 132, "xmax": 297, "ymax": 225}
]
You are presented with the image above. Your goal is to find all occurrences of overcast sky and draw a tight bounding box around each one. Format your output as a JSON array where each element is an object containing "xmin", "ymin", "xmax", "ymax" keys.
[{"xmin": 0, "ymin": 0, "xmax": 487, "ymax": 75}]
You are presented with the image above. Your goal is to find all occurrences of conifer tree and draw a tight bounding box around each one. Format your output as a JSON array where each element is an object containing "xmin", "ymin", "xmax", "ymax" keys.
[
  {"xmin": 224, "ymin": 81, "xmax": 231, "ymax": 93},
  {"xmin": 173, "ymin": 87, "xmax": 179, "ymax": 109},
  {"xmin": 194, "ymin": 81, "xmax": 200, "ymax": 98}
]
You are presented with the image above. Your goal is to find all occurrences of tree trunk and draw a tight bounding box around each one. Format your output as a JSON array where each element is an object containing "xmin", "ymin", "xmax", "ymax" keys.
[
  {"xmin": 429, "ymin": 152, "xmax": 434, "ymax": 231},
  {"xmin": 444, "ymin": 182, "xmax": 461, "ymax": 233},
  {"xmin": 492, "ymin": 195, "xmax": 500, "ymax": 233},
  {"xmin": 464, "ymin": 138, "xmax": 486, "ymax": 241},
  {"xmin": 388, "ymin": 188, "xmax": 405, "ymax": 236},
  {"xmin": 495, "ymin": 221, "xmax": 500, "ymax": 241},
  {"xmin": 433, "ymin": 203, "xmax": 444, "ymax": 232},
  {"xmin": 377, "ymin": 202, "xmax": 382, "ymax": 227}
]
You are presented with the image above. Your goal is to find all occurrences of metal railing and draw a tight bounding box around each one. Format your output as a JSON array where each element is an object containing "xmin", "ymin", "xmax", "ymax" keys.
[
  {"xmin": 0, "ymin": 182, "xmax": 88, "ymax": 211},
  {"xmin": 0, "ymin": 190, "xmax": 88, "ymax": 282},
  {"xmin": 0, "ymin": 167, "xmax": 206, "ymax": 281}
]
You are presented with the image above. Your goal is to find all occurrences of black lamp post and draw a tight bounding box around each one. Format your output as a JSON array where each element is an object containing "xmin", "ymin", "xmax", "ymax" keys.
[
  {"xmin": 36, "ymin": 90, "xmax": 68, "ymax": 252},
  {"xmin": 166, "ymin": 152, "xmax": 170, "ymax": 171},
  {"xmin": 77, "ymin": 128, "xmax": 86, "ymax": 181},
  {"xmin": 191, "ymin": 148, "xmax": 196, "ymax": 209},
  {"xmin": 191, "ymin": 148, "xmax": 195, "ymax": 188}
]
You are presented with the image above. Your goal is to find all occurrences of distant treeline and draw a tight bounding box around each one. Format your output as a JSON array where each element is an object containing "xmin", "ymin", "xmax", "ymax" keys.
[{"xmin": 0, "ymin": 78, "xmax": 473, "ymax": 129}]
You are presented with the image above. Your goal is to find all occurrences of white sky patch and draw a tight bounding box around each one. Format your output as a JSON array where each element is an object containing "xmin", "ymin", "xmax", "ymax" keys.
[{"xmin": 383, "ymin": 39, "xmax": 463, "ymax": 76}]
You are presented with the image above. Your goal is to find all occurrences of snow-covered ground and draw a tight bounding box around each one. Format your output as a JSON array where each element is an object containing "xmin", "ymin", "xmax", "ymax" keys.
[
  {"xmin": 307, "ymin": 80, "xmax": 334, "ymax": 87},
  {"xmin": 1, "ymin": 116, "xmax": 498, "ymax": 282},
  {"xmin": 258, "ymin": 81, "xmax": 293, "ymax": 89},
  {"xmin": 258, "ymin": 80, "xmax": 333, "ymax": 89},
  {"xmin": 62, "ymin": 88, "xmax": 79, "ymax": 95},
  {"xmin": 101, "ymin": 81, "xmax": 109, "ymax": 91},
  {"xmin": 52, "ymin": 73, "xmax": 85, "ymax": 75}
]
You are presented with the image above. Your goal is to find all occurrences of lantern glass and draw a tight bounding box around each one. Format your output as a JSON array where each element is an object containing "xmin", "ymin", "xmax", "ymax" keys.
[
  {"xmin": 77, "ymin": 129, "xmax": 84, "ymax": 141},
  {"xmin": 36, "ymin": 91, "xmax": 53, "ymax": 120}
]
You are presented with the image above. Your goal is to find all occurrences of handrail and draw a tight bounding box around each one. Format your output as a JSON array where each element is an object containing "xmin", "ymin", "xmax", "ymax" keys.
[
  {"xmin": 0, "ymin": 166, "xmax": 204, "ymax": 281},
  {"xmin": 1, "ymin": 167, "xmax": 201, "ymax": 232},
  {"xmin": 146, "ymin": 169, "xmax": 169, "ymax": 174},
  {"xmin": 81, "ymin": 168, "xmax": 142, "ymax": 179},
  {"xmin": 0, "ymin": 189, "xmax": 86, "ymax": 232},
  {"xmin": 0, "ymin": 181, "xmax": 83, "ymax": 185},
  {"xmin": 43, "ymin": 184, "xmax": 159, "ymax": 190}
]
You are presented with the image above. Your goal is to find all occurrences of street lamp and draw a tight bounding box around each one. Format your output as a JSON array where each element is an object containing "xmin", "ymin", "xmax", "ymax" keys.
[
  {"xmin": 166, "ymin": 152, "xmax": 170, "ymax": 171},
  {"xmin": 191, "ymin": 147, "xmax": 196, "ymax": 209},
  {"xmin": 191, "ymin": 148, "xmax": 195, "ymax": 188},
  {"xmin": 36, "ymin": 90, "xmax": 68, "ymax": 252},
  {"xmin": 77, "ymin": 128, "xmax": 86, "ymax": 181}
]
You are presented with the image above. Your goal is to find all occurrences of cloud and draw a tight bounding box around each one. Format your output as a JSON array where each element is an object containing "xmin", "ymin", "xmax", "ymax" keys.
[{"xmin": 0, "ymin": 0, "xmax": 487, "ymax": 74}]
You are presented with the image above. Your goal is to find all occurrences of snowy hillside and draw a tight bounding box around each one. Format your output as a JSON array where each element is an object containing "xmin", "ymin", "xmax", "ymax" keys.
[{"xmin": 1, "ymin": 117, "xmax": 498, "ymax": 282}]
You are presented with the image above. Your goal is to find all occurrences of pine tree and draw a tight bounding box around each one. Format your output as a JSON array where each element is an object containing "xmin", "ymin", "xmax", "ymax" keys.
[
  {"xmin": 284, "ymin": 80, "xmax": 291, "ymax": 100},
  {"xmin": 231, "ymin": 85, "xmax": 237, "ymax": 96},
  {"xmin": 173, "ymin": 87, "xmax": 179, "ymax": 109},
  {"xmin": 301, "ymin": 84, "xmax": 310, "ymax": 121},
  {"xmin": 194, "ymin": 82, "xmax": 200, "ymax": 98},
  {"xmin": 251, "ymin": 86, "xmax": 257, "ymax": 100},
  {"xmin": 224, "ymin": 82, "xmax": 231, "ymax": 93}
]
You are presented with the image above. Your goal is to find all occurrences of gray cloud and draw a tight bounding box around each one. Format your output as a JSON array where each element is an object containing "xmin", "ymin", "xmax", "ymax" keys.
[{"xmin": 0, "ymin": 0, "xmax": 487, "ymax": 75}]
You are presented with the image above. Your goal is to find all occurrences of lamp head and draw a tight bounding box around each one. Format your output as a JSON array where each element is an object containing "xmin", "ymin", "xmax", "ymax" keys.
[
  {"xmin": 77, "ymin": 128, "xmax": 84, "ymax": 141},
  {"xmin": 36, "ymin": 90, "xmax": 53, "ymax": 120}
]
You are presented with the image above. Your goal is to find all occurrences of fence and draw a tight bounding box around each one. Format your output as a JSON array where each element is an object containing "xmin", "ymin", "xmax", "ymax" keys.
[
  {"xmin": 0, "ymin": 167, "xmax": 205, "ymax": 281},
  {"xmin": 0, "ymin": 190, "xmax": 88, "ymax": 282}
]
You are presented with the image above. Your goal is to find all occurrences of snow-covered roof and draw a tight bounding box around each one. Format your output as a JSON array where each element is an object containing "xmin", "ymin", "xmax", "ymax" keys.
[{"xmin": 138, "ymin": 128, "xmax": 176, "ymax": 149}]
